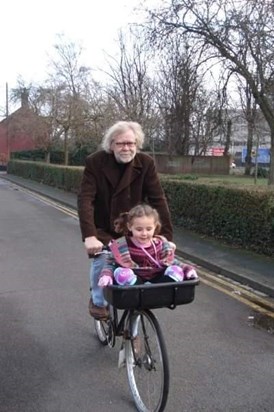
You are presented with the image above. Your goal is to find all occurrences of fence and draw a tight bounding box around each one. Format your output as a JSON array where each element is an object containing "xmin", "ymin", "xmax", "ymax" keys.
[{"xmin": 151, "ymin": 153, "xmax": 231, "ymax": 175}]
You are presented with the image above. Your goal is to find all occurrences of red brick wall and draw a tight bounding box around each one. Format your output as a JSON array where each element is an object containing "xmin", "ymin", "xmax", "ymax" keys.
[{"xmin": 0, "ymin": 115, "xmax": 37, "ymax": 164}]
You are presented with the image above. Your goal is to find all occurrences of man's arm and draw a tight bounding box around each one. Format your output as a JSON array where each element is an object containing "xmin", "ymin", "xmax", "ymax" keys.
[{"xmin": 77, "ymin": 158, "xmax": 98, "ymax": 241}]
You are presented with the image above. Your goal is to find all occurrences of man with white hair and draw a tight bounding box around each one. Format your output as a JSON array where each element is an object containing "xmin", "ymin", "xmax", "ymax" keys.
[{"xmin": 78, "ymin": 121, "xmax": 173, "ymax": 319}]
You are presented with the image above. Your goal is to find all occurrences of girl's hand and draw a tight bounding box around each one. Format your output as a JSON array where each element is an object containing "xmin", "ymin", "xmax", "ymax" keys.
[
  {"xmin": 183, "ymin": 265, "xmax": 198, "ymax": 279},
  {"xmin": 98, "ymin": 275, "xmax": 113, "ymax": 287},
  {"xmin": 169, "ymin": 241, "xmax": 176, "ymax": 251}
]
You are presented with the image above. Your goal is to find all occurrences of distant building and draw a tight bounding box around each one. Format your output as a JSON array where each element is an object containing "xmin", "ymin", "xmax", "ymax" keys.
[
  {"xmin": 207, "ymin": 109, "xmax": 271, "ymax": 165},
  {"xmin": 0, "ymin": 91, "xmax": 48, "ymax": 165},
  {"xmin": 229, "ymin": 109, "xmax": 270, "ymax": 154}
]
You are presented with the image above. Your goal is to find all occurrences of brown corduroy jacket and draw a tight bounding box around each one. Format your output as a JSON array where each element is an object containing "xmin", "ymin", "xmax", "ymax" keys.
[{"xmin": 77, "ymin": 151, "xmax": 173, "ymax": 244}]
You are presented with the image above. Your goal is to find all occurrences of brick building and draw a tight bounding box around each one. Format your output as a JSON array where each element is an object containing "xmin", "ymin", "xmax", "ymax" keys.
[{"xmin": 0, "ymin": 92, "xmax": 48, "ymax": 166}]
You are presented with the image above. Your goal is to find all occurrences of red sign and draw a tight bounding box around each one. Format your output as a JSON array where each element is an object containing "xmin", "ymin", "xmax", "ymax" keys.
[{"xmin": 211, "ymin": 147, "xmax": 224, "ymax": 156}]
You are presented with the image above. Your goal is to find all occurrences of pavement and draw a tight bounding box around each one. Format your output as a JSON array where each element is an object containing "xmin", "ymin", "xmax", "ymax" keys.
[{"xmin": 2, "ymin": 172, "xmax": 274, "ymax": 298}]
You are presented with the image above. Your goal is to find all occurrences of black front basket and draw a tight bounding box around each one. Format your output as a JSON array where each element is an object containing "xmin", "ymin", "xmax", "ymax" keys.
[{"xmin": 103, "ymin": 279, "xmax": 199, "ymax": 310}]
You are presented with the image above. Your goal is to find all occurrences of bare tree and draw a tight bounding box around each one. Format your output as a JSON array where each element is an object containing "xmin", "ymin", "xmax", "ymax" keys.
[
  {"xmin": 46, "ymin": 35, "xmax": 103, "ymax": 164},
  {"xmin": 103, "ymin": 30, "xmax": 158, "ymax": 147},
  {"xmin": 190, "ymin": 85, "xmax": 225, "ymax": 155},
  {"xmin": 153, "ymin": 34, "xmax": 227, "ymax": 155},
  {"xmin": 154, "ymin": 37, "xmax": 199, "ymax": 154},
  {"xmin": 155, "ymin": 36, "xmax": 230, "ymax": 155},
  {"xmin": 235, "ymin": 77, "xmax": 258, "ymax": 174},
  {"xmin": 10, "ymin": 36, "xmax": 130, "ymax": 164},
  {"xmin": 146, "ymin": 0, "xmax": 274, "ymax": 184}
]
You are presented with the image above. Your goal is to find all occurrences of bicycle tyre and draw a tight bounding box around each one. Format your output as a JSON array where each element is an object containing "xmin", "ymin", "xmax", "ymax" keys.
[
  {"xmin": 94, "ymin": 319, "xmax": 108, "ymax": 346},
  {"xmin": 125, "ymin": 310, "xmax": 169, "ymax": 412}
]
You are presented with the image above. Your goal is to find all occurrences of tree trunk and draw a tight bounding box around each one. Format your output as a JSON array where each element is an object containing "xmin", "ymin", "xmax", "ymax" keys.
[
  {"xmin": 45, "ymin": 151, "xmax": 50, "ymax": 163},
  {"xmin": 223, "ymin": 119, "xmax": 232, "ymax": 156},
  {"xmin": 64, "ymin": 130, "xmax": 69, "ymax": 166},
  {"xmin": 244, "ymin": 117, "xmax": 254, "ymax": 176}
]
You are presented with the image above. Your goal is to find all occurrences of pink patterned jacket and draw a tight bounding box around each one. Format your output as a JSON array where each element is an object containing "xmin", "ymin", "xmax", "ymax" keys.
[{"xmin": 100, "ymin": 235, "xmax": 180, "ymax": 281}]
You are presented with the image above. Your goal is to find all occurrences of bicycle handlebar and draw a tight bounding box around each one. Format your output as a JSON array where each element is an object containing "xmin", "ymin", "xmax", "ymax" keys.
[{"xmin": 89, "ymin": 246, "xmax": 110, "ymax": 259}]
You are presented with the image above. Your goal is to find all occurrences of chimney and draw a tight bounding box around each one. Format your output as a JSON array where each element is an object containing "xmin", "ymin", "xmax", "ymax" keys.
[{"xmin": 21, "ymin": 88, "xmax": 29, "ymax": 108}]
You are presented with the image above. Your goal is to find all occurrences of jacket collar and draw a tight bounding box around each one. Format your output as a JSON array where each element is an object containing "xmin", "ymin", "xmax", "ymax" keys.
[{"xmin": 102, "ymin": 153, "xmax": 142, "ymax": 194}]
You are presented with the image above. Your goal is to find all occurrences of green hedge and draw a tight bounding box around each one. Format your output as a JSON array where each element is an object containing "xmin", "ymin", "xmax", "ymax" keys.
[
  {"xmin": 11, "ymin": 146, "xmax": 96, "ymax": 166},
  {"xmin": 7, "ymin": 160, "xmax": 274, "ymax": 256},
  {"xmin": 7, "ymin": 160, "xmax": 83, "ymax": 193},
  {"xmin": 161, "ymin": 179, "xmax": 274, "ymax": 256}
]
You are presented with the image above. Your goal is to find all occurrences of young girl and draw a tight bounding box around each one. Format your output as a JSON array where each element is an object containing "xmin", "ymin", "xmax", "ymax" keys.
[{"xmin": 98, "ymin": 204, "xmax": 198, "ymax": 287}]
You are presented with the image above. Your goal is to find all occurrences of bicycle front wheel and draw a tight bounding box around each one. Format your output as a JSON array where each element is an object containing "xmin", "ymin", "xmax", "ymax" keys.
[
  {"xmin": 94, "ymin": 319, "xmax": 108, "ymax": 346},
  {"xmin": 125, "ymin": 310, "xmax": 169, "ymax": 412}
]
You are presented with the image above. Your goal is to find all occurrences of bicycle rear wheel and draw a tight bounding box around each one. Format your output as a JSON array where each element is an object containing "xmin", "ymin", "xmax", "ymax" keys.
[{"xmin": 125, "ymin": 310, "xmax": 169, "ymax": 412}]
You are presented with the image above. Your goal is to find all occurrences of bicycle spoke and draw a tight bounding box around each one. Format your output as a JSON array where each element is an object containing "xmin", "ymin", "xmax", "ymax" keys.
[{"xmin": 125, "ymin": 310, "xmax": 169, "ymax": 412}]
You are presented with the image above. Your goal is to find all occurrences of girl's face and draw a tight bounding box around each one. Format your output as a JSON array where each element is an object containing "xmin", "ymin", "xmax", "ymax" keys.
[{"xmin": 128, "ymin": 215, "xmax": 157, "ymax": 245}]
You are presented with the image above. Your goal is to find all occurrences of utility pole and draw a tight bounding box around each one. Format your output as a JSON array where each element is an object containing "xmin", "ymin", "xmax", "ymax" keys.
[{"xmin": 5, "ymin": 82, "xmax": 10, "ymax": 162}]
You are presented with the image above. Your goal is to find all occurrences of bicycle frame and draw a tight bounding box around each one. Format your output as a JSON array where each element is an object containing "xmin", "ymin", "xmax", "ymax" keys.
[{"xmin": 111, "ymin": 305, "xmax": 131, "ymax": 338}]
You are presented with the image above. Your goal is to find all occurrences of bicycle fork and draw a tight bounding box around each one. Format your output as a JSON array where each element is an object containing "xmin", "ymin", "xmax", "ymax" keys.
[{"xmin": 118, "ymin": 311, "xmax": 141, "ymax": 368}]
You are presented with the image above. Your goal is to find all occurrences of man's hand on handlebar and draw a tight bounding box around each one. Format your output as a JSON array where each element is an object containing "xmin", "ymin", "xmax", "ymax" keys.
[{"xmin": 84, "ymin": 236, "xmax": 104, "ymax": 256}]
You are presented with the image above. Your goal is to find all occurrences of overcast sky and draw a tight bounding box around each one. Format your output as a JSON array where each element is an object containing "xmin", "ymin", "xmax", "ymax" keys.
[{"xmin": 0, "ymin": 0, "xmax": 148, "ymax": 116}]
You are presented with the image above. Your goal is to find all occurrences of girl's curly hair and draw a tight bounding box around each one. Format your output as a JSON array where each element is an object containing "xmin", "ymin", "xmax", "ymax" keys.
[
  {"xmin": 114, "ymin": 212, "xmax": 130, "ymax": 235},
  {"xmin": 114, "ymin": 204, "xmax": 161, "ymax": 235}
]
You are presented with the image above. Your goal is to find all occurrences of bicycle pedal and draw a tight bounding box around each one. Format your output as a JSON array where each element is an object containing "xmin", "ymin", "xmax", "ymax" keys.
[{"xmin": 118, "ymin": 347, "xmax": 126, "ymax": 368}]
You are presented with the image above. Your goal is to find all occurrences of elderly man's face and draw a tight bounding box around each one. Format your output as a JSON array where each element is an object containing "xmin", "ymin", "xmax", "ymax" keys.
[{"xmin": 110, "ymin": 129, "xmax": 137, "ymax": 163}]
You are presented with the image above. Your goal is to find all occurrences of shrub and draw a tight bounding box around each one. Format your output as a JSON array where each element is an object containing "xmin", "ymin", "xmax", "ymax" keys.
[
  {"xmin": 7, "ymin": 159, "xmax": 274, "ymax": 256},
  {"xmin": 252, "ymin": 167, "xmax": 269, "ymax": 178}
]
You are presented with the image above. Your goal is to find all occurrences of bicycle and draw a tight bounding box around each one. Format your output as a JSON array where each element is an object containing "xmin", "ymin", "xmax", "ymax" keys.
[{"xmin": 94, "ymin": 278, "xmax": 199, "ymax": 412}]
